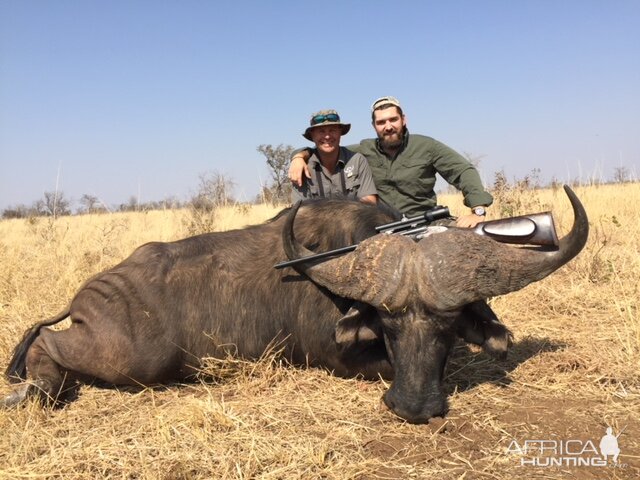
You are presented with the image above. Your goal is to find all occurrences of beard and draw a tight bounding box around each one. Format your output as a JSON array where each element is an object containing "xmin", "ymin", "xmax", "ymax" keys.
[{"xmin": 378, "ymin": 129, "xmax": 404, "ymax": 150}]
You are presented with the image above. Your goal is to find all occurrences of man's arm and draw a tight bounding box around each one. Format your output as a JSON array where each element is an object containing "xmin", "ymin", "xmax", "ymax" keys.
[
  {"xmin": 288, "ymin": 148, "xmax": 312, "ymax": 187},
  {"xmin": 429, "ymin": 140, "xmax": 493, "ymax": 228}
]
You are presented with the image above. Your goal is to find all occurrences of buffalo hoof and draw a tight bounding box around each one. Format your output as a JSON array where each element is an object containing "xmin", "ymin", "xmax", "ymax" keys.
[
  {"xmin": 2, "ymin": 379, "xmax": 55, "ymax": 408},
  {"xmin": 2, "ymin": 384, "xmax": 30, "ymax": 407}
]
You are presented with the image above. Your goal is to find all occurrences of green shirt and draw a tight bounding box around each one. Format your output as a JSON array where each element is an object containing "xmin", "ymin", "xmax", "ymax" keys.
[{"xmin": 346, "ymin": 131, "xmax": 493, "ymax": 216}]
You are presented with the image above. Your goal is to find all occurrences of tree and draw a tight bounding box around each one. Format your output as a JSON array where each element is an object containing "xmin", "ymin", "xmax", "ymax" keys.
[
  {"xmin": 2, "ymin": 204, "xmax": 31, "ymax": 219},
  {"xmin": 257, "ymin": 144, "xmax": 294, "ymax": 204},
  {"xmin": 191, "ymin": 171, "xmax": 236, "ymax": 210},
  {"xmin": 612, "ymin": 166, "xmax": 630, "ymax": 184},
  {"xmin": 42, "ymin": 191, "xmax": 71, "ymax": 218},
  {"xmin": 183, "ymin": 171, "xmax": 236, "ymax": 235},
  {"xmin": 118, "ymin": 196, "xmax": 139, "ymax": 212},
  {"xmin": 79, "ymin": 194, "xmax": 108, "ymax": 214}
]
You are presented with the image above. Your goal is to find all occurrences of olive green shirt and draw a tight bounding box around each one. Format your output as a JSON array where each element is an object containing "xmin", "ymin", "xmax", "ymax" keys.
[{"xmin": 345, "ymin": 131, "xmax": 493, "ymax": 216}]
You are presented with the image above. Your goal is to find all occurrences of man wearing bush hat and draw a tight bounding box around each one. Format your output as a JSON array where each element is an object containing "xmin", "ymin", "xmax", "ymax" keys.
[
  {"xmin": 289, "ymin": 97, "xmax": 492, "ymax": 228},
  {"xmin": 292, "ymin": 109, "xmax": 377, "ymax": 205}
]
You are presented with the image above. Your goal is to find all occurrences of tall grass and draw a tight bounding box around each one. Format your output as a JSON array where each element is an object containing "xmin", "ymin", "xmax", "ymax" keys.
[{"xmin": 0, "ymin": 184, "xmax": 638, "ymax": 479}]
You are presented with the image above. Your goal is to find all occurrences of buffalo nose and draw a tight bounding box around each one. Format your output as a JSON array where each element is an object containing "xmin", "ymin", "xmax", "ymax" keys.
[{"xmin": 382, "ymin": 390, "xmax": 447, "ymax": 424}]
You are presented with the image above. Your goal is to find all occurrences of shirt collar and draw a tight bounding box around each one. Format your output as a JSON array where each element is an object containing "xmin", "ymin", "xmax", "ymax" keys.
[{"xmin": 310, "ymin": 147, "xmax": 346, "ymax": 170}]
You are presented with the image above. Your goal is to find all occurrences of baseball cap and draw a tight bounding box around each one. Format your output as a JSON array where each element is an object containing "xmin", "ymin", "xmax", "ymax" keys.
[{"xmin": 371, "ymin": 96, "xmax": 402, "ymax": 113}]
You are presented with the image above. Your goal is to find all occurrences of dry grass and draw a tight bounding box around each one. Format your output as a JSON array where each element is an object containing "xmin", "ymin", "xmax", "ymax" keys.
[{"xmin": 1, "ymin": 184, "xmax": 638, "ymax": 479}]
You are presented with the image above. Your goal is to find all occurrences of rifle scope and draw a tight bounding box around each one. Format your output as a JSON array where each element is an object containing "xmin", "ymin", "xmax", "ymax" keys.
[{"xmin": 375, "ymin": 205, "xmax": 450, "ymax": 233}]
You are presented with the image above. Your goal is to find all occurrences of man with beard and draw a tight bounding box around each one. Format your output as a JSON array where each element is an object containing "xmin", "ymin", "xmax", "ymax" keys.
[{"xmin": 289, "ymin": 96, "xmax": 493, "ymax": 228}]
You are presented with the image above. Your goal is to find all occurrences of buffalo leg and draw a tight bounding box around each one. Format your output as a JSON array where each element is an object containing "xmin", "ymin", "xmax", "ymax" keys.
[
  {"xmin": 2, "ymin": 384, "xmax": 32, "ymax": 407},
  {"xmin": 334, "ymin": 301, "xmax": 382, "ymax": 351},
  {"xmin": 456, "ymin": 300, "xmax": 512, "ymax": 359},
  {"xmin": 3, "ymin": 337, "xmax": 70, "ymax": 406},
  {"xmin": 8, "ymin": 320, "xmax": 151, "ymax": 406}
]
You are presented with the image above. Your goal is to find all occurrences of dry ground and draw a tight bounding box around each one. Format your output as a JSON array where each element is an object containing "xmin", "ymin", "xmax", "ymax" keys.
[{"xmin": 0, "ymin": 184, "xmax": 638, "ymax": 479}]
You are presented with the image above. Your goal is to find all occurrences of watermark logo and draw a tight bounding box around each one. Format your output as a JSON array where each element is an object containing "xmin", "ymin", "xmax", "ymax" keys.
[
  {"xmin": 599, "ymin": 426, "xmax": 621, "ymax": 464},
  {"xmin": 506, "ymin": 426, "xmax": 627, "ymax": 468}
]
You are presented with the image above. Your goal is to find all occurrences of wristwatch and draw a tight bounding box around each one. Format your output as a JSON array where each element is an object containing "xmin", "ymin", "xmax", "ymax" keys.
[{"xmin": 472, "ymin": 206, "xmax": 486, "ymax": 216}]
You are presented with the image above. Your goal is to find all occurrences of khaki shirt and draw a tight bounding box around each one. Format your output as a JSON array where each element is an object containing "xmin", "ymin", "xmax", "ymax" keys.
[{"xmin": 291, "ymin": 147, "xmax": 377, "ymax": 202}]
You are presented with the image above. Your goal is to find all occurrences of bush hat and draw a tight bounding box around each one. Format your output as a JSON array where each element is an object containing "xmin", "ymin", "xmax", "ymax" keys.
[{"xmin": 303, "ymin": 109, "xmax": 351, "ymax": 141}]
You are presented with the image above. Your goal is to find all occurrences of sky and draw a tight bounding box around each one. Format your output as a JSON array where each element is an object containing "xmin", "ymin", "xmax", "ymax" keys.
[{"xmin": 1, "ymin": 0, "xmax": 639, "ymax": 211}]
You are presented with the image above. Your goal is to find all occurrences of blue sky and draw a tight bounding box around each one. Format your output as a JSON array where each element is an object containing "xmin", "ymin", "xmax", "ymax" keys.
[{"xmin": 1, "ymin": 0, "xmax": 639, "ymax": 210}]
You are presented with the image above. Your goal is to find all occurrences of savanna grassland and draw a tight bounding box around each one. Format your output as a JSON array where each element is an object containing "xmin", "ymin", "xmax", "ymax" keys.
[{"xmin": 0, "ymin": 184, "xmax": 638, "ymax": 479}]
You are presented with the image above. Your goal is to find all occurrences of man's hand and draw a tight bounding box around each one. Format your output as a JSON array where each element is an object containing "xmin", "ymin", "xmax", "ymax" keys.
[
  {"xmin": 360, "ymin": 194, "xmax": 378, "ymax": 205},
  {"xmin": 288, "ymin": 155, "xmax": 311, "ymax": 187},
  {"xmin": 456, "ymin": 213, "xmax": 485, "ymax": 229}
]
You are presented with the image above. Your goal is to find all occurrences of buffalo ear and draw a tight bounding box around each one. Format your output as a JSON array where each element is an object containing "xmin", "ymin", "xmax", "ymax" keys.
[{"xmin": 334, "ymin": 302, "xmax": 382, "ymax": 351}]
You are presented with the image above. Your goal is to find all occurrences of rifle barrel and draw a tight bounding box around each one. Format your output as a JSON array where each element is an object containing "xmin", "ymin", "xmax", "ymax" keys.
[{"xmin": 274, "ymin": 244, "xmax": 357, "ymax": 270}]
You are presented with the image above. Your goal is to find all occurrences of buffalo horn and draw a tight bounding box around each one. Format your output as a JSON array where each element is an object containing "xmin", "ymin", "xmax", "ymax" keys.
[{"xmin": 282, "ymin": 185, "xmax": 589, "ymax": 313}]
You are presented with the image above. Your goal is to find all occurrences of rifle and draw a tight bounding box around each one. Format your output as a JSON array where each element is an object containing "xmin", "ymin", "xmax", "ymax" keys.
[
  {"xmin": 374, "ymin": 205, "xmax": 451, "ymax": 234},
  {"xmin": 274, "ymin": 207, "xmax": 559, "ymax": 270}
]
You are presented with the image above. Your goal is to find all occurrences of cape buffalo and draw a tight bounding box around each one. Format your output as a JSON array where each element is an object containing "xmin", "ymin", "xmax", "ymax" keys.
[{"xmin": 2, "ymin": 186, "xmax": 588, "ymax": 424}]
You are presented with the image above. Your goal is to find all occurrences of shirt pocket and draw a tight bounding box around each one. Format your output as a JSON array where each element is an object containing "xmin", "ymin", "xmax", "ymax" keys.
[{"xmin": 395, "ymin": 156, "xmax": 436, "ymax": 194}]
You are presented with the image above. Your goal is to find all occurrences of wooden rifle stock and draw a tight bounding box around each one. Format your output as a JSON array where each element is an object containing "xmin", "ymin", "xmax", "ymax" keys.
[{"xmin": 471, "ymin": 212, "xmax": 559, "ymax": 247}]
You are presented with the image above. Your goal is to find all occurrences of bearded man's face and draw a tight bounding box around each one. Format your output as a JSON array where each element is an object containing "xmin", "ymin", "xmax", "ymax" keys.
[{"xmin": 372, "ymin": 106, "xmax": 406, "ymax": 150}]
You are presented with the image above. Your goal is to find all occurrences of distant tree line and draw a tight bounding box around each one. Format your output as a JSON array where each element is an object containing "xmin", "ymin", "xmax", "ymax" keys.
[
  {"xmin": 1, "ymin": 191, "xmax": 187, "ymax": 219},
  {"xmin": 2, "ymin": 143, "xmax": 293, "ymax": 220},
  {"xmin": 1, "ymin": 146, "xmax": 635, "ymax": 220}
]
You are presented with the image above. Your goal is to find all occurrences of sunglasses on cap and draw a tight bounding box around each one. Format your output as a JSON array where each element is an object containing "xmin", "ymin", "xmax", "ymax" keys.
[{"xmin": 311, "ymin": 113, "xmax": 340, "ymax": 125}]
